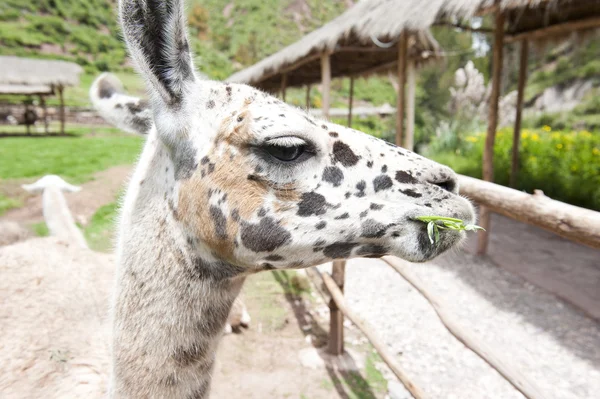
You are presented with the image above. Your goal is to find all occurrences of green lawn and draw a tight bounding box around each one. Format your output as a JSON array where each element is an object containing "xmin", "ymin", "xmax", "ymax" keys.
[
  {"xmin": 0, "ymin": 133, "xmax": 143, "ymax": 183},
  {"xmin": 84, "ymin": 201, "xmax": 119, "ymax": 252},
  {"xmin": 0, "ymin": 193, "xmax": 21, "ymax": 216}
]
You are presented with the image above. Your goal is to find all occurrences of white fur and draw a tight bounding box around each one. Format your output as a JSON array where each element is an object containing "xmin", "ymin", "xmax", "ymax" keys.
[{"xmin": 22, "ymin": 175, "xmax": 88, "ymax": 249}]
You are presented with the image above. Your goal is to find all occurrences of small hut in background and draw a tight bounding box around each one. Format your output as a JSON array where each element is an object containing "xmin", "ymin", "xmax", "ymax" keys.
[{"xmin": 0, "ymin": 56, "xmax": 83, "ymax": 134}]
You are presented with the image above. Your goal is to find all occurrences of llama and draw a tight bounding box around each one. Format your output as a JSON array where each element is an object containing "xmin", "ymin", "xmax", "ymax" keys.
[
  {"xmin": 22, "ymin": 175, "xmax": 88, "ymax": 249},
  {"xmin": 92, "ymin": 0, "xmax": 476, "ymax": 397}
]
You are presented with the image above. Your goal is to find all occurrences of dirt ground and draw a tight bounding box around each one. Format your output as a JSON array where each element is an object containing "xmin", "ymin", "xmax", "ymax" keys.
[
  {"xmin": 465, "ymin": 213, "xmax": 600, "ymax": 321},
  {"xmin": 213, "ymin": 271, "xmax": 384, "ymax": 399}
]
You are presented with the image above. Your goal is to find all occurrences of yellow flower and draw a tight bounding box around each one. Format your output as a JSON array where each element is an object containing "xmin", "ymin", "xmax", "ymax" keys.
[
  {"xmin": 532, "ymin": 134, "xmax": 540, "ymax": 141},
  {"xmin": 465, "ymin": 136, "xmax": 478, "ymax": 143},
  {"xmin": 593, "ymin": 148, "xmax": 600, "ymax": 156},
  {"xmin": 551, "ymin": 133, "xmax": 560, "ymax": 139},
  {"xmin": 542, "ymin": 125, "xmax": 552, "ymax": 132},
  {"xmin": 581, "ymin": 130, "xmax": 592, "ymax": 138},
  {"xmin": 522, "ymin": 132, "xmax": 529, "ymax": 139},
  {"xmin": 556, "ymin": 143, "xmax": 563, "ymax": 149}
]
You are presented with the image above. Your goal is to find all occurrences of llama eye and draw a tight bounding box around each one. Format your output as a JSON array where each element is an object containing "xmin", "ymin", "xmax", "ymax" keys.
[
  {"xmin": 265, "ymin": 144, "xmax": 305, "ymax": 162},
  {"xmin": 262, "ymin": 137, "xmax": 310, "ymax": 162}
]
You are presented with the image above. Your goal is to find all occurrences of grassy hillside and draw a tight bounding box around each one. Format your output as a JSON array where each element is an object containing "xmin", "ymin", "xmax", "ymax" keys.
[{"xmin": 1, "ymin": 0, "xmax": 598, "ymax": 130}]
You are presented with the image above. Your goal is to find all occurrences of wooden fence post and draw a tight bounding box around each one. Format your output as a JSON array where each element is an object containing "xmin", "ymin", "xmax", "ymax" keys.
[
  {"xmin": 477, "ymin": 10, "xmax": 505, "ymax": 255},
  {"xmin": 328, "ymin": 260, "xmax": 346, "ymax": 355},
  {"xmin": 305, "ymin": 84, "xmax": 311, "ymax": 110}
]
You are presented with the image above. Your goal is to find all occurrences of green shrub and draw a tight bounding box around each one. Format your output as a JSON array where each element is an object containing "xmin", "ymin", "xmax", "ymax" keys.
[{"xmin": 428, "ymin": 127, "xmax": 600, "ymax": 210}]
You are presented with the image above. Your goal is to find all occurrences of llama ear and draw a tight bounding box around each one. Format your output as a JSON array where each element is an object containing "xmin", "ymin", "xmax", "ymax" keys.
[{"xmin": 119, "ymin": 0, "xmax": 195, "ymax": 107}]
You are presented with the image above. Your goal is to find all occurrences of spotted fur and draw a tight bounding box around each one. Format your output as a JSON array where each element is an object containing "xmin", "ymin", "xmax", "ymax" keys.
[{"xmin": 97, "ymin": 1, "xmax": 476, "ymax": 397}]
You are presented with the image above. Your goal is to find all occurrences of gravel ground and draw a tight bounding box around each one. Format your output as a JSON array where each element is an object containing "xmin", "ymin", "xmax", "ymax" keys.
[{"xmin": 318, "ymin": 251, "xmax": 600, "ymax": 399}]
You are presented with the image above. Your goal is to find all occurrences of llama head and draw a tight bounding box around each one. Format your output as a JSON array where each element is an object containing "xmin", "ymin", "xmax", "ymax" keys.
[
  {"xmin": 22, "ymin": 175, "xmax": 81, "ymax": 194},
  {"xmin": 118, "ymin": 0, "xmax": 475, "ymax": 271}
]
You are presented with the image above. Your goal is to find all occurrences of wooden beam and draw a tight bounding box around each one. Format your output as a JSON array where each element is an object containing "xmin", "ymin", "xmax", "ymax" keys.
[
  {"xmin": 328, "ymin": 260, "xmax": 346, "ymax": 356},
  {"xmin": 305, "ymin": 84, "xmax": 311, "ymax": 110},
  {"xmin": 58, "ymin": 85, "xmax": 65, "ymax": 135},
  {"xmin": 433, "ymin": 21, "xmax": 494, "ymax": 34},
  {"xmin": 249, "ymin": 53, "xmax": 322, "ymax": 87},
  {"xmin": 24, "ymin": 100, "xmax": 31, "ymax": 135},
  {"xmin": 505, "ymin": 16, "xmax": 600, "ymax": 44},
  {"xmin": 383, "ymin": 256, "xmax": 548, "ymax": 399},
  {"xmin": 396, "ymin": 33, "xmax": 408, "ymax": 147},
  {"xmin": 478, "ymin": 11, "xmax": 505, "ymax": 255},
  {"xmin": 335, "ymin": 46, "xmax": 397, "ymax": 53},
  {"xmin": 347, "ymin": 76, "xmax": 354, "ymax": 127},
  {"xmin": 39, "ymin": 95, "xmax": 49, "ymax": 134},
  {"xmin": 321, "ymin": 53, "xmax": 331, "ymax": 119},
  {"xmin": 510, "ymin": 39, "xmax": 528, "ymax": 189},
  {"xmin": 459, "ymin": 174, "xmax": 600, "ymax": 249},
  {"xmin": 281, "ymin": 73, "xmax": 287, "ymax": 102},
  {"xmin": 405, "ymin": 61, "xmax": 416, "ymax": 151},
  {"xmin": 320, "ymin": 271, "xmax": 426, "ymax": 399}
]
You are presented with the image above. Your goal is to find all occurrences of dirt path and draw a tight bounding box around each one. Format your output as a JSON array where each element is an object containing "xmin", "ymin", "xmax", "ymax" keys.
[
  {"xmin": 212, "ymin": 270, "xmax": 386, "ymax": 399},
  {"xmin": 465, "ymin": 213, "xmax": 600, "ymax": 321},
  {"xmin": 0, "ymin": 165, "xmax": 132, "ymax": 226}
]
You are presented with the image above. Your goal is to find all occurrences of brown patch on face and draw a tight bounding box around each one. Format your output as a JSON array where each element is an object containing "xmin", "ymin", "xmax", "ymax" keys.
[
  {"xmin": 179, "ymin": 153, "xmax": 266, "ymax": 261},
  {"xmin": 178, "ymin": 106, "xmax": 301, "ymax": 262}
]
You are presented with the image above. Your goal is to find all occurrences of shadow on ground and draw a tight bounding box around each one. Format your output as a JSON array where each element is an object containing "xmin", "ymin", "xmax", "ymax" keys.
[{"xmin": 271, "ymin": 269, "xmax": 380, "ymax": 399}]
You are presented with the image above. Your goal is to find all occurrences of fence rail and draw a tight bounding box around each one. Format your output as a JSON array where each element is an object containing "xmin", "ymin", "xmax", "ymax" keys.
[{"xmin": 312, "ymin": 176, "xmax": 598, "ymax": 399}]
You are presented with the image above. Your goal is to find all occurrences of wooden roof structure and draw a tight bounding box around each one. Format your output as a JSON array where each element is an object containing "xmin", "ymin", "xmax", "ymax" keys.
[{"xmin": 228, "ymin": 1, "xmax": 600, "ymax": 92}]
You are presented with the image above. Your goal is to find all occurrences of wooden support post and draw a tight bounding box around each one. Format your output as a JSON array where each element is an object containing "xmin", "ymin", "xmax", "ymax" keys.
[
  {"xmin": 24, "ymin": 100, "xmax": 31, "ymax": 135},
  {"xmin": 510, "ymin": 39, "xmax": 529, "ymax": 189},
  {"xmin": 477, "ymin": 11, "xmax": 505, "ymax": 255},
  {"xmin": 281, "ymin": 73, "xmax": 287, "ymax": 102},
  {"xmin": 321, "ymin": 53, "xmax": 331, "ymax": 119},
  {"xmin": 320, "ymin": 271, "xmax": 426, "ymax": 398},
  {"xmin": 328, "ymin": 260, "xmax": 346, "ymax": 355},
  {"xmin": 39, "ymin": 95, "xmax": 49, "ymax": 134},
  {"xmin": 305, "ymin": 84, "xmax": 311, "ymax": 110},
  {"xmin": 405, "ymin": 60, "xmax": 416, "ymax": 151},
  {"xmin": 58, "ymin": 85, "xmax": 65, "ymax": 135},
  {"xmin": 396, "ymin": 33, "xmax": 408, "ymax": 147},
  {"xmin": 347, "ymin": 76, "xmax": 354, "ymax": 127}
]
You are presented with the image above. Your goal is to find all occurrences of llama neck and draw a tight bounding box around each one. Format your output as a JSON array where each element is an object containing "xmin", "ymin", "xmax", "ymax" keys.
[
  {"xmin": 110, "ymin": 133, "xmax": 244, "ymax": 398},
  {"xmin": 42, "ymin": 187, "xmax": 88, "ymax": 249}
]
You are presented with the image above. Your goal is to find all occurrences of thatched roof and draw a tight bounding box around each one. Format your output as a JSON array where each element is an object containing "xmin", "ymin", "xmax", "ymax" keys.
[
  {"xmin": 227, "ymin": 0, "xmax": 600, "ymax": 91},
  {"xmin": 0, "ymin": 84, "xmax": 53, "ymax": 95},
  {"xmin": 0, "ymin": 56, "xmax": 83, "ymax": 91}
]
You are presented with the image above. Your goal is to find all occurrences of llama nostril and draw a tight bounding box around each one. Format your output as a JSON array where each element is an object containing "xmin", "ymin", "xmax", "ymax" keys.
[{"xmin": 430, "ymin": 176, "xmax": 457, "ymax": 193}]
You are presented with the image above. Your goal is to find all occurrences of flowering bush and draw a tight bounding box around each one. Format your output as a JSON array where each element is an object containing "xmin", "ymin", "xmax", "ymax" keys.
[{"xmin": 428, "ymin": 127, "xmax": 600, "ymax": 211}]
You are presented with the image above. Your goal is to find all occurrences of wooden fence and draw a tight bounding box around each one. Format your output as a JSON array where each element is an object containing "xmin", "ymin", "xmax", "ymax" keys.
[{"xmin": 310, "ymin": 175, "xmax": 599, "ymax": 399}]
